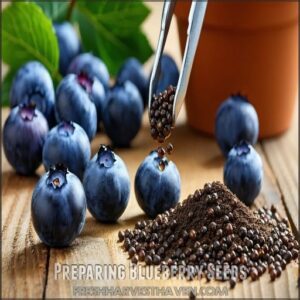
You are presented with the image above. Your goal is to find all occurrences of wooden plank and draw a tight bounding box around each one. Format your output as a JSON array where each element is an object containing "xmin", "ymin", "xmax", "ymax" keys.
[
  {"xmin": 261, "ymin": 107, "xmax": 299, "ymax": 231},
  {"xmin": 43, "ymin": 122, "xmax": 298, "ymax": 299},
  {"xmin": 1, "ymin": 171, "xmax": 49, "ymax": 298}
]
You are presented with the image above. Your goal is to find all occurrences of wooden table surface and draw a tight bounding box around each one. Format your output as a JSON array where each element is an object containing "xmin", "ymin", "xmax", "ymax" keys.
[{"xmin": 2, "ymin": 3, "xmax": 299, "ymax": 299}]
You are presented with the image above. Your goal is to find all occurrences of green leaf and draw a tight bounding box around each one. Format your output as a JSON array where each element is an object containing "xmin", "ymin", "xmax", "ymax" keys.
[
  {"xmin": 77, "ymin": 1, "xmax": 150, "ymax": 36},
  {"xmin": 74, "ymin": 1, "xmax": 153, "ymax": 75},
  {"xmin": 1, "ymin": 70, "xmax": 15, "ymax": 107},
  {"xmin": 2, "ymin": 2, "xmax": 61, "ymax": 83},
  {"xmin": 34, "ymin": 1, "xmax": 69, "ymax": 23}
]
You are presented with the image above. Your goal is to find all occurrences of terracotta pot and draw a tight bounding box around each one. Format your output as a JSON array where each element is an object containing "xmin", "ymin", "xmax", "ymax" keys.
[{"xmin": 175, "ymin": 1, "xmax": 298, "ymax": 138}]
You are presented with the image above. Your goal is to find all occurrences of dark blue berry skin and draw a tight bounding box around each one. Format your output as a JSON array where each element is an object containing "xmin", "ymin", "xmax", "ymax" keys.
[
  {"xmin": 153, "ymin": 54, "xmax": 179, "ymax": 94},
  {"xmin": 31, "ymin": 165, "xmax": 86, "ymax": 247},
  {"xmin": 68, "ymin": 53, "xmax": 109, "ymax": 92},
  {"xmin": 224, "ymin": 141, "xmax": 263, "ymax": 206},
  {"xmin": 43, "ymin": 121, "xmax": 91, "ymax": 179},
  {"xmin": 116, "ymin": 57, "xmax": 148, "ymax": 108},
  {"xmin": 135, "ymin": 151, "xmax": 181, "ymax": 218},
  {"xmin": 215, "ymin": 95, "xmax": 259, "ymax": 157},
  {"xmin": 82, "ymin": 75, "xmax": 106, "ymax": 129},
  {"xmin": 73, "ymin": 72, "xmax": 106, "ymax": 129},
  {"xmin": 55, "ymin": 74, "xmax": 97, "ymax": 140},
  {"xmin": 83, "ymin": 146, "xmax": 130, "ymax": 223},
  {"xmin": 103, "ymin": 81, "xmax": 143, "ymax": 147},
  {"xmin": 10, "ymin": 61, "xmax": 56, "ymax": 127},
  {"xmin": 3, "ymin": 104, "xmax": 49, "ymax": 175},
  {"xmin": 54, "ymin": 22, "xmax": 81, "ymax": 76}
]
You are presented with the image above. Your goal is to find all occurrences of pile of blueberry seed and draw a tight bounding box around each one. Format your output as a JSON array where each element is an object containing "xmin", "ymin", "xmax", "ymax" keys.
[
  {"xmin": 150, "ymin": 85, "xmax": 176, "ymax": 143},
  {"xmin": 118, "ymin": 182, "xmax": 299, "ymax": 287}
]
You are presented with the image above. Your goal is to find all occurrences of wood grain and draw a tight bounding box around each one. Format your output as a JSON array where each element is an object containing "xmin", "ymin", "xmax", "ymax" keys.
[
  {"xmin": 1, "ymin": 171, "xmax": 49, "ymax": 298},
  {"xmin": 261, "ymin": 108, "xmax": 299, "ymax": 232}
]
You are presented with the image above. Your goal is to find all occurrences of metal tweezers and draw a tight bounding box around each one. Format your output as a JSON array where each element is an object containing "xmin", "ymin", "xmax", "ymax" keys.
[{"xmin": 148, "ymin": 0, "xmax": 208, "ymax": 126}]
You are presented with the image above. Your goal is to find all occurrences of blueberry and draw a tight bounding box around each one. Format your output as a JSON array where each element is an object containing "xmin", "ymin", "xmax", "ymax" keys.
[
  {"xmin": 68, "ymin": 53, "xmax": 110, "ymax": 92},
  {"xmin": 3, "ymin": 103, "xmax": 48, "ymax": 175},
  {"xmin": 224, "ymin": 141, "xmax": 263, "ymax": 206},
  {"xmin": 83, "ymin": 145, "xmax": 130, "ymax": 222},
  {"xmin": 215, "ymin": 94, "xmax": 259, "ymax": 157},
  {"xmin": 77, "ymin": 72, "xmax": 106, "ymax": 129},
  {"xmin": 116, "ymin": 57, "xmax": 148, "ymax": 108},
  {"xmin": 134, "ymin": 151, "xmax": 181, "ymax": 218},
  {"xmin": 103, "ymin": 81, "xmax": 143, "ymax": 147},
  {"xmin": 153, "ymin": 54, "xmax": 179, "ymax": 94},
  {"xmin": 54, "ymin": 22, "xmax": 81, "ymax": 75},
  {"xmin": 55, "ymin": 73, "xmax": 97, "ymax": 140},
  {"xmin": 10, "ymin": 61, "xmax": 56, "ymax": 127},
  {"xmin": 31, "ymin": 164, "xmax": 86, "ymax": 247},
  {"xmin": 43, "ymin": 121, "xmax": 91, "ymax": 179}
]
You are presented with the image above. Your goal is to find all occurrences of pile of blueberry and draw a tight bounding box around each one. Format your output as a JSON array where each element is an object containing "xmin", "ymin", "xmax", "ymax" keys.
[
  {"xmin": 215, "ymin": 94, "xmax": 263, "ymax": 206},
  {"xmin": 4, "ymin": 21, "xmax": 180, "ymax": 171},
  {"xmin": 30, "ymin": 145, "xmax": 181, "ymax": 247},
  {"xmin": 2, "ymin": 21, "xmax": 180, "ymax": 248}
]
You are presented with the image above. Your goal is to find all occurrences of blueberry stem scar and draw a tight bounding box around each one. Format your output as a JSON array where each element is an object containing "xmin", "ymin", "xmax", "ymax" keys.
[
  {"xmin": 19, "ymin": 103, "xmax": 37, "ymax": 121},
  {"xmin": 96, "ymin": 145, "xmax": 116, "ymax": 168},
  {"xmin": 52, "ymin": 178, "xmax": 60, "ymax": 188}
]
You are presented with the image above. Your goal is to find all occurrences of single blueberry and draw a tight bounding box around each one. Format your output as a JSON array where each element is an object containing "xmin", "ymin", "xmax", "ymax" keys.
[
  {"xmin": 10, "ymin": 61, "xmax": 56, "ymax": 127},
  {"xmin": 116, "ymin": 57, "xmax": 148, "ymax": 108},
  {"xmin": 3, "ymin": 103, "xmax": 49, "ymax": 175},
  {"xmin": 83, "ymin": 145, "xmax": 130, "ymax": 223},
  {"xmin": 103, "ymin": 81, "xmax": 143, "ymax": 147},
  {"xmin": 55, "ymin": 73, "xmax": 98, "ymax": 140},
  {"xmin": 153, "ymin": 54, "xmax": 179, "ymax": 94},
  {"xmin": 215, "ymin": 94, "xmax": 259, "ymax": 157},
  {"xmin": 43, "ymin": 121, "xmax": 91, "ymax": 179},
  {"xmin": 54, "ymin": 22, "xmax": 81, "ymax": 75},
  {"xmin": 134, "ymin": 151, "xmax": 181, "ymax": 218},
  {"xmin": 224, "ymin": 141, "xmax": 263, "ymax": 206},
  {"xmin": 68, "ymin": 53, "xmax": 110, "ymax": 92},
  {"xmin": 31, "ymin": 164, "xmax": 86, "ymax": 247}
]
